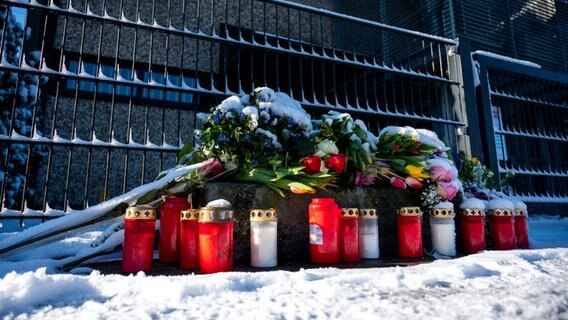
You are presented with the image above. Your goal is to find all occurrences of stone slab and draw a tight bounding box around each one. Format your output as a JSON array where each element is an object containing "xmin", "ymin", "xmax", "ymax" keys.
[{"xmin": 194, "ymin": 182, "xmax": 438, "ymax": 263}]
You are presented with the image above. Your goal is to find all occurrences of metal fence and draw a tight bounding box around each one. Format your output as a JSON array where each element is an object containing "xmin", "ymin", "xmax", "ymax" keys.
[
  {"xmin": 0, "ymin": 0, "xmax": 465, "ymax": 230},
  {"xmin": 471, "ymin": 51, "xmax": 568, "ymax": 208}
]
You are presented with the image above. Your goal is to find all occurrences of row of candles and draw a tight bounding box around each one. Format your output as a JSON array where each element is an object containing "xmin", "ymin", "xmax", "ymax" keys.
[{"xmin": 121, "ymin": 196, "xmax": 530, "ymax": 274}]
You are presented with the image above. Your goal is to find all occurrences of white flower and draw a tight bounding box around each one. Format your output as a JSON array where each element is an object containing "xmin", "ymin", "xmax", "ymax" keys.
[{"xmin": 315, "ymin": 139, "xmax": 339, "ymax": 157}]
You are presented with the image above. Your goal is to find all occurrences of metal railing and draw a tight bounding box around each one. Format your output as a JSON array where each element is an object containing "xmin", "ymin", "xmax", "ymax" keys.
[
  {"xmin": 0, "ymin": 0, "xmax": 464, "ymax": 230},
  {"xmin": 472, "ymin": 51, "xmax": 568, "ymax": 204}
]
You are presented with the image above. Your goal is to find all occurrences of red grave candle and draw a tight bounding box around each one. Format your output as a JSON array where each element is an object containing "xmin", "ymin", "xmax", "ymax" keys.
[
  {"xmin": 122, "ymin": 205, "xmax": 156, "ymax": 274},
  {"xmin": 159, "ymin": 196, "xmax": 190, "ymax": 263},
  {"xmin": 340, "ymin": 208, "xmax": 360, "ymax": 262},
  {"xmin": 198, "ymin": 206, "xmax": 234, "ymax": 274},
  {"xmin": 397, "ymin": 207, "xmax": 423, "ymax": 258},
  {"xmin": 180, "ymin": 209, "xmax": 200, "ymax": 269},
  {"xmin": 488, "ymin": 208, "xmax": 516, "ymax": 250},
  {"xmin": 308, "ymin": 198, "xmax": 341, "ymax": 264},
  {"xmin": 459, "ymin": 208, "xmax": 487, "ymax": 254},
  {"xmin": 514, "ymin": 209, "xmax": 529, "ymax": 249}
]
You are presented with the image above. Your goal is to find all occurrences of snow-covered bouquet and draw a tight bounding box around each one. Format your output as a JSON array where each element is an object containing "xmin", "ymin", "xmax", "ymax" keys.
[
  {"xmin": 457, "ymin": 151, "xmax": 514, "ymax": 200},
  {"xmin": 303, "ymin": 111, "xmax": 377, "ymax": 179},
  {"xmin": 179, "ymin": 87, "xmax": 335, "ymax": 196}
]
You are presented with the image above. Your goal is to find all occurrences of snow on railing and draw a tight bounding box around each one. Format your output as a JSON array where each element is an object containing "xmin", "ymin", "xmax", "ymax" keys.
[
  {"xmin": 494, "ymin": 129, "xmax": 568, "ymax": 143},
  {"xmin": 0, "ymin": 202, "xmax": 68, "ymax": 218},
  {"xmin": 9, "ymin": 0, "xmax": 457, "ymax": 85},
  {"xmin": 490, "ymin": 90, "xmax": 568, "ymax": 110},
  {"xmin": 499, "ymin": 164, "xmax": 568, "ymax": 178},
  {"xmin": 0, "ymin": 127, "xmax": 181, "ymax": 152},
  {"xmin": 509, "ymin": 193, "xmax": 568, "ymax": 204}
]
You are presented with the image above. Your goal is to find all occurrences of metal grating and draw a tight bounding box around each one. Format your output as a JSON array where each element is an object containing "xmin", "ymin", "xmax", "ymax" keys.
[{"xmin": 0, "ymin": 0, "xmax": 464, "ymax": 228}]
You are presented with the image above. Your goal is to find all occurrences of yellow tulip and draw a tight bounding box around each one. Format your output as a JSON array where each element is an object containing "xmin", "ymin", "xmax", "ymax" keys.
[
  {"xmin": 471, "ymin": 157, "xmax": 479, "ymax": 165},
  {"xmin": 405, "ymin": 165, "xmax": 431, "ymax": 181},
  {"xmin": 288, "ymin": 182, "xmax": 316, "ymax": 194}
]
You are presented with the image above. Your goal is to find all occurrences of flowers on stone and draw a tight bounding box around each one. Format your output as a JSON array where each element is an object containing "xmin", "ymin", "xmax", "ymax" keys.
[
  {"xmin": 325, "ymin": 154, "xmax": 347, "ymax": 173},
  {"xmin": 405, "ymin": 176, "xmax": 424, "ymax": 189},
  {"xmin": 436, "ymin": 180, "xmax": 460, "ymax": 200},
  {"xmin": 390, "ymin": 176, "xmax": 407, "ymax": 189},
  {"xmin": 405, "ymin": 165, "xmax": 431, "ymax": 181},
  {"xmin": 301, "ymin": 155, "xmax": 322, "ymax": 174}
]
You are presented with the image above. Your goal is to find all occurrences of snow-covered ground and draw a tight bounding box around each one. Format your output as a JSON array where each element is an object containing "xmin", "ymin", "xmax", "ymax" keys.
[{"xmin": 1, "ymin": 215, "xmax": 567, "ymax": 319}]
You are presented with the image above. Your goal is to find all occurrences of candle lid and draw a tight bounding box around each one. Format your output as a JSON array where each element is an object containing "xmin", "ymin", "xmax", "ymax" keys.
[
  {"xmin": 515, "ymin": 209, "xmax": 527, "ymax": 217},
  {"xmin": 460, "ymin": 208, "xmax": 485, "ymax": 216},
  {"xmin": 359, "ymin": 208, "xmax": 377, "ymax": 219},
  {"xmin": 430, "ymin": 207, "xmax": 455, "ymax": 218},
  {"xmin": 397, "ymin": 207, "xmax": 422, "ymax": 216},
  {"xmin": 341, "ymin": 208, "xmax": 359, "ymax": 218},
  {"xmin": 488, "ymin": 208, "xmax": 514, "ymax": 216},
  {"xmin": 180, "ymin": 208, "xmax": 200, "ymax": 220},
  {"xmin": 199, "ymin": 207, "xmax": 234, "ymax": 222},
  {"xmin": 125, "ymin": 205, "xmax": 156, "ymax": 220},
  {"xmin": 250, "ymin": 208, "xmax": 278, "ymax": 222}
]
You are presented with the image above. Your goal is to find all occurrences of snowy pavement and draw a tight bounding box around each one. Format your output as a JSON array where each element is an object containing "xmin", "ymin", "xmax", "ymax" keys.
[{"xmin": 0, "ymin": 216, "xmax": 567, "ymax": 319}]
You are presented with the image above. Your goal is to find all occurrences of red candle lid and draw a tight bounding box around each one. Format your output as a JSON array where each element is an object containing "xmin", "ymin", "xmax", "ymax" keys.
[
  {"xmin": 125, "ymin": 205, "xmax": 156, "ymax": 220},
  {"xmin": 397, "ymin": 207, "xmax": 422, "ymax": 216},
  {"xmin": 341, "ymin": 208, "xmax": 360, "ymax": 218},
  {"xmin": 180, "ymin": 209, "xmax": 200, "ymax": 220}
]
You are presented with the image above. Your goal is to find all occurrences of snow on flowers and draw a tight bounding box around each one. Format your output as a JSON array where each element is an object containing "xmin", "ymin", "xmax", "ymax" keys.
[{"xmin": 180, "ymin": 87, "xmax": 464, "ymax": 206}]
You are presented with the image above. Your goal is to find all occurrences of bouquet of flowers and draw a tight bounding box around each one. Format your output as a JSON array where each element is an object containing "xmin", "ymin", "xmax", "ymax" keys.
[
  {"xmin": 179, "ymin": 87, "xmax": 335, "ymax": 196},
  {"xmin": 457, "ymin": 151, "xmax": 514, "ymax": 200}
]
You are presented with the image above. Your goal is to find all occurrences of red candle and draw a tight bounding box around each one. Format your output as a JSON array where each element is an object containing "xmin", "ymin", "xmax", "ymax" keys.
[
  {"xmin": 340, "ymin": 208, "xmax": 360, "ymax": 262},
  {"xmin": 515, "ymin": 209, "xmax": 529, "ymax": 249},
  {"xmin": 159, "ymin": 196, "xmax": 190, "ymax": 263},
  {"xmin": 198, "ymin": 206, "xmax": 234, "ymax": 274},
  {"xmin": 180, "ymin": 209, "xmax": 200, "ymax": 269},
  {"xmin": 397, "ymin": 207, "xmax": 423, "ymax": 258},
  {"xmin": 122, "ymin": 205, "xmax": 156, "ymax": 274},
  {"xmin": 488, "ymin": 209, "xmax": 516, "ymax": 250},
  {"xmin": 308, "ymin": 198, "xmax": 341, "ymax": 264},
  {"xmin": 459, "ymin": 208, "xmax": 487, "ymax": 254}
]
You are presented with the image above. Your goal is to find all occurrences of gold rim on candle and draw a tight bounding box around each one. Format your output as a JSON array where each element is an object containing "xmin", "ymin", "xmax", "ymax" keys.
[
  {"xmin": 125, "ymin": 205, "xmax": 157, "ymax": 220},
  {"xmin": 359, "ymin": 208, "xmax": 378, "ymax": 219},
  {"xmin": 250, "ymin": 208, "xmax": 278, "ymax": 222},
  {"xmin": 397, "ymin": 206, "xmax": 422, "ymax": 216}
]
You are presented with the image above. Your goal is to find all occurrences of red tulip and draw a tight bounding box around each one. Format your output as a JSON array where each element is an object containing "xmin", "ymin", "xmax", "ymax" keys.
[
  {"xmin": 325, "ymin": 154, "xmax": 347, "ymax": 173},
  {"xmin": 301, "ymin": 155, "xmax": 321, "ymax": 174},
  {"xmin": 405, "ymin": 176, "xmax": 423, "ymax": 189},
  {"xmin": 390, "ymin": 176, "xmax": 407, "ymax": 189},
  {"xmin": 204, "ymin": 159, "xmax": 225, "ymax": 178}
]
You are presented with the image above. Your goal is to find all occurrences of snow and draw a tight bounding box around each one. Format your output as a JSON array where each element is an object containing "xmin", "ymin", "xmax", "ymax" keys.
[
  {"xmin": 432, "ymin": 201, "xmax": 454, "ymax": 209},
  {"xmin": 205, "ymin": 199, "xmax": 232, "ymax": 209},
  {"xmin": 460, "ymin": 198, "xmax": 486, "ymax": 209},
  {"xmin": 473, "ymin": 51, "xmax": 542, "ymax": 69},
  {"xmin": 0, "ymin": 216, "xmax": 567, "ymax": 318},
  {"xmin": 512, "ymin": 199, "xmax": 528, "ymax": 211},
  {"xmin": 487, "ymin": 198, "xmax": 515, "ymax": 210}
]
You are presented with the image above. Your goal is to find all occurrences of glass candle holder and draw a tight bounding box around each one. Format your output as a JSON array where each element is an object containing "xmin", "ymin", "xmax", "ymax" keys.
[
  {"xmin": 180, "ymin": 209, "xmax": 199, "ymax": 269},
  {"xmin": 459, "ymin": 208, "xmax": 486, "ymax": 254},
  {"xmin": 159, "ymin": 196, "xmax": 190, "ymax": 263},
  {"xmin": 122, "ymin": 205, "xmax": 156, "ymax": 274},
  {"xmin": 198, "ymin": 205, "xmax": 234, "ymax": 274},
  {"xmin": 488, "ymin": 208, "xmax": 516, "ymax": 250},
  {"xmin": 250, "ymin": 208, "xmax": 278, "ymax": 268},
  {"xmin": 308, "ymin": 198, "xmax": 341, "ymax": 264},
  {"xmin": 359, "ymin": 208, "xmax": 379, "ymax": 259},
  {"xmin": 397, "ymin": 207, "xmax": 423, "ymax": 258},
  {"xmin": 514, "ymin": 208, "xmax": 529, "ymax": 249},
  {"xmin": 340, "ymin": 208, "xmax": 360, "ymax": 262},
  {"xmin": 429, "ymin": 205, "xmax": 456, "ymax": 257}
]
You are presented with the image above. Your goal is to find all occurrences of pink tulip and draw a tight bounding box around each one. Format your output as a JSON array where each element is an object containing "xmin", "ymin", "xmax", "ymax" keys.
[
  {"xmin": 390, "ymin": 176, "xmax": 407, "ymax": 190},
  {"xmin": 204, "ymin": 159, "xmax": 225, "ymax": 178},
  {"xmin": 430, "ymin": 165, "xmax": 454, "ymax": 183},
  {"xmin": 355, "ymin": 171, "xmax": 376, "ymax": 186},
  {"xmin": 437, "ymin": 180, "xmax": 459, "ymax": 200},
  {"xmin": 405, "ymin": 176, "xmax": 423, "ymax": 189}
]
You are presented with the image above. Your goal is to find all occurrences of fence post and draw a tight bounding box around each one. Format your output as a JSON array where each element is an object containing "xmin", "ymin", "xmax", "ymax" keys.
[
  {"xmin": 456, "ymin": 37, "xmax": 483, "ymax": 159},
  {"xmin": 475, "ymin": 56, "xmax": 501, "ymax": 187}
]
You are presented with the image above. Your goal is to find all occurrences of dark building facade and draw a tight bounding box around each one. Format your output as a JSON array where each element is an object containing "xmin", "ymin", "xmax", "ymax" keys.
[{"xmin": 0, "ymin": 0, "xmax": 566, "ymax": 225}]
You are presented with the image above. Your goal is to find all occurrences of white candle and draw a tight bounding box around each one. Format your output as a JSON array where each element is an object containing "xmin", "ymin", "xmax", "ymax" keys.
[
  {"xmin": 250, "ymin": 209, "xmax": 278, "ymax": 268},
  {"xmin": 359, "ymin": 215, "xmax": 380, "ymax": 259},
  {"xmin": 430, "ymin": 216, "xmax": 456, "ymax": 256}
]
